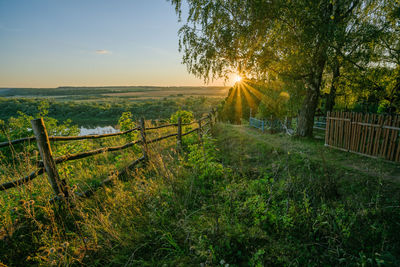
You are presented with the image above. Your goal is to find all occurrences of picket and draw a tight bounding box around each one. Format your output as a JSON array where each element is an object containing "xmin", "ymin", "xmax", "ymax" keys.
[{"xmin": 325, "ymin": 112, "xmax": 400, "ymax": 162}]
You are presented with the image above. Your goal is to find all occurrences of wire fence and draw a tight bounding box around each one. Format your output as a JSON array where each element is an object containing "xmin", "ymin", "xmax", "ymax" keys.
[{"xmin": 249, "ymin": 116, "xmax": 327, "ymax": 135}]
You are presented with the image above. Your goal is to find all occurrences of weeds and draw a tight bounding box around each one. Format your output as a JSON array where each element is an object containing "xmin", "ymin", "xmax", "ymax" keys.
[{"xmin": 1, "ymin": 121, "xmax": 400, "ymax": 266}]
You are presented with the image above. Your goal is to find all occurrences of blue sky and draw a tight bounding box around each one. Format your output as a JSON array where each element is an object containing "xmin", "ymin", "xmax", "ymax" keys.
[{"xmin": 0, "ymin": 0, "xmax": 227, "ymax": 87}]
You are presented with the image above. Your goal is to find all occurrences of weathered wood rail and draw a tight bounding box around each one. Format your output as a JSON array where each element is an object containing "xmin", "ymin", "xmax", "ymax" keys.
[
  {"xmin": 0, "ymin": 110, "xmax": 218, "ymax": 198},
  {"xmin": 0, "ymin": 127, "xmax": 141, "ymax": 148}
]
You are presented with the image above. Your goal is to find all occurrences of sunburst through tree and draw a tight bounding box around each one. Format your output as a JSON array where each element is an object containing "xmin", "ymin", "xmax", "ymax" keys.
[{"xmin": 221, "ymin": 77, "xmax": 292, "ymax": 124}]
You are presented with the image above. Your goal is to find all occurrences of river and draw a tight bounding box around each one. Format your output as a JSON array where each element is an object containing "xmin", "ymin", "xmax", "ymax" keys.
[{"xmin": 79, "ymin": 126, "xmax": 119, "ymax": 136}]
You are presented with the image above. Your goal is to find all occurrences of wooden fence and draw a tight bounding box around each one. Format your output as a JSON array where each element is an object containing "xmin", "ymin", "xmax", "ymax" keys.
[
  {"xmin": 325, "ymin": 111, "xmax": 400, "ymax": 162},
  {"xmin": 0, "ymin": 109, "xmax": 218, "ymax": 199}
]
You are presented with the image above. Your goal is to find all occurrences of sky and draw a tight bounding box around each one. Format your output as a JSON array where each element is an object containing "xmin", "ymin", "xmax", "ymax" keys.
[{"xmin": 0, "ymin": 0, "xmax": 228, "ymax": 88}]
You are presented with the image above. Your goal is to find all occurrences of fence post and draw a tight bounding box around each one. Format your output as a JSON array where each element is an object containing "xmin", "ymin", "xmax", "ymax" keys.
[
  {"xmin": 347, "ymin": 112, "xmax": 352, "ymax": 151},
  {"xmin": 209, "ymin": 113, "xmax": 213, "ymax": 128},
  {"xmin": 198, "ymin": 118, "xmax": 203, "ymax": 141},
  {"xmin": 262, "ymin": 120, "xmax": 264, "ymax": 132},
  {"xmin": 31, "ymin": 118, "xmax": 67, "ymax": 197},
  {"xmin": 177, "ymin": 116, "xmax": 182, "ymax": 149},
  {"xmin": 140, "ymin": 118, "xmax": 147, "ymax": 159},
  {"xmin": 212, "ymin": 108, "xmax": 217, "ymax": 124}
]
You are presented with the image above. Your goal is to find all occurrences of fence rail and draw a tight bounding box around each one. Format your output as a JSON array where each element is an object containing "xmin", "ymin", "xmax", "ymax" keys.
[
  {"xmin": 0, "ymin": 109, "xmax": 218, "ymax": 197},
  {"xmin": 325, "ymin": 111, "xmax": 400, "ymax": 162},
  {"xmin": 249, "ymin": 116, "xmax": 294, "ymax": 134},
  {"xmin": 314, "ymin": 117, "xmax": 327, "ymax": 130},
  {"xmin": 249, "ymin": 117, "xmax": 265, "ymax": 132},
  {"xmin": 0, "ymin": 127, "xmax": 142, "ymax": 148}
]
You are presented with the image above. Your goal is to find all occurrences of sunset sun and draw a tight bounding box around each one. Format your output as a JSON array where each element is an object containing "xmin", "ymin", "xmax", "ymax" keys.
[{"xmin": 233, "ymin": 74, "xmax": 243, "ymax": 84}]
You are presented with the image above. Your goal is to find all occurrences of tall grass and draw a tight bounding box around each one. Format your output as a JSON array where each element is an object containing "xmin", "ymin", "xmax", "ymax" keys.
[{"xmin": 1, "ymin": 122, "xmax": 400, "ymax": 266}]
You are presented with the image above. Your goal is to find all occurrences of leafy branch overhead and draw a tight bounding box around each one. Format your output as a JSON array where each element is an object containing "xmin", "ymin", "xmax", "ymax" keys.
[{"xmin": 170, "ymin": 0, "xmax": 399, "ymax": 136}]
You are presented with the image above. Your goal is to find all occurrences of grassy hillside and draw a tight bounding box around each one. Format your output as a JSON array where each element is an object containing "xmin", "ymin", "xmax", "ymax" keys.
[{"xmin": 1, "ymin": 122, "xmax": 400, "ymax": 266}]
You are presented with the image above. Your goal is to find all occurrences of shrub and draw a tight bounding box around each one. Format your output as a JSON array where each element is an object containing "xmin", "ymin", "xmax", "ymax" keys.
[{"xmin": 170, "ymin": 110, "xmax": 194, "ymax": 124}]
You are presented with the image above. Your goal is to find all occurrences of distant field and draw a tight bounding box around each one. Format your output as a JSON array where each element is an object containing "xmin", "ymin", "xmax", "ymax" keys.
[
  {"xmin": 0, "ymin": 86, "xmax": 230, "ymax": 101},
  {"xmin": 0, "ymin": 86, "xmax": 229, "ymax": 126}
]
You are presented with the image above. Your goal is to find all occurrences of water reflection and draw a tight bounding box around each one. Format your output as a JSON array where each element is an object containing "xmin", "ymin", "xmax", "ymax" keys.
[{"xmin": 79, "ymin": 126, "xmax": 119, "ymax": 136}]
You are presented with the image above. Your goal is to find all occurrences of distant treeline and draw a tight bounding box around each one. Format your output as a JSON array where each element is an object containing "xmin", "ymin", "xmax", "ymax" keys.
[{"xmin": 0, "ymin": 97, "xmax": 219, "ymax": 126}]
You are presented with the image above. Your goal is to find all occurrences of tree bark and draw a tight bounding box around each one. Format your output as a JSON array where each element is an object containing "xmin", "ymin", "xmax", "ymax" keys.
[
  {"xmin": 296, "ymin": 85, "xmax": 320, "ymax": 137},
  {"xmin": 297, "ymin": 45, "xmax": 327, "ymax": 137},
  {"xmin": 325, "ymin": 57, "xmax": 340, "ymax": 113}
]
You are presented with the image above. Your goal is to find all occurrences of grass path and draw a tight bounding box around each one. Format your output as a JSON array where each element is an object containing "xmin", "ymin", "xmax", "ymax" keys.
[{"xmin": 215, "ymin": 123, "xmax": 400, "ymax": 182}]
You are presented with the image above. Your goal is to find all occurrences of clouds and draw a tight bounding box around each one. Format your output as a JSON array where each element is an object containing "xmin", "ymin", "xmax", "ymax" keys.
[{"xmin": 95, "ymin": 49, "xmax": 111, "ymax": 55}]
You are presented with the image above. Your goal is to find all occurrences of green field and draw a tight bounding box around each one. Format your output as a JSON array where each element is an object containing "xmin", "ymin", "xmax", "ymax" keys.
[
  {"xmin": 0, "ymin": 86, "xmax": 229, "ymax": 101},
  {"xmin": 0, "ymin": 86, "xmax": 229, "ymax": 126}
]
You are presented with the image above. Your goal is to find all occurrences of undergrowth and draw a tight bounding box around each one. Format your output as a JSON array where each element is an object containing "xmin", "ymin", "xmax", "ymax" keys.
[{"xmin": 1, "ymin": 122, "xmax": 400, "ymax": 266}]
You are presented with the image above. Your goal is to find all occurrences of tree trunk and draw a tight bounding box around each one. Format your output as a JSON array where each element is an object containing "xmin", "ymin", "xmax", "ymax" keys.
[
  {"xmin": 296, "ymin": 85, "xmax": 320, "ymax": 137},
  {"xmin": 325, "ymin": 57, "xmax": 340, "ymax": 113},
  {"xmin": 297, "ymin": 46, "xmax": 327, "ymax": 137}
]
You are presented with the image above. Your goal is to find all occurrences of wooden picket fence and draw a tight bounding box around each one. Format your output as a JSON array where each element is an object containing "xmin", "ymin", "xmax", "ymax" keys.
[
  {"xmin": 325, "ymin": 111, "xmax": 400, "ymax": 162},
  {"xmin": 0, "ymin": 109, "xmax": 218, "ymax": 200}
]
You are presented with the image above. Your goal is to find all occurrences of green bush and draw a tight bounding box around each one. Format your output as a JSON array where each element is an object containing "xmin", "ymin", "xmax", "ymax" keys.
[{"xmin": 170, "ymin": 110, "xmax": 194, "ymax": 124}]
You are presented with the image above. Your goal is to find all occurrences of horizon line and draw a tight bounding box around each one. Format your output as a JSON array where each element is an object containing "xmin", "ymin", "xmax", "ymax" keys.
[{"xmin": 0, "ymin": 84, "xmax": 232, "ymax": 89}]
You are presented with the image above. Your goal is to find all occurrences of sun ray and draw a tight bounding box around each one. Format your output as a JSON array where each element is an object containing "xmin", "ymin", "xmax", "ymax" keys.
[
  {"xmin": 242, "ymin": 82, "xmax": 264, "ymax": 100},
  {"xmin": 235, "ymin": 83, "xmax": 243, "ymax": 122},
  {"xmin": 225, "ymin": 86, "xmax": 237, "ymax": 106},
  {"xmin": 240, "ymin": 83, "xmax": 257, "ymax": 111}
]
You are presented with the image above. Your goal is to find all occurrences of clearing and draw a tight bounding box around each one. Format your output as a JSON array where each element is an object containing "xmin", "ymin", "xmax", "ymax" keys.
[{"xmin": 215, "ymin": 123, "xmax": 400, "ymax": 182}]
